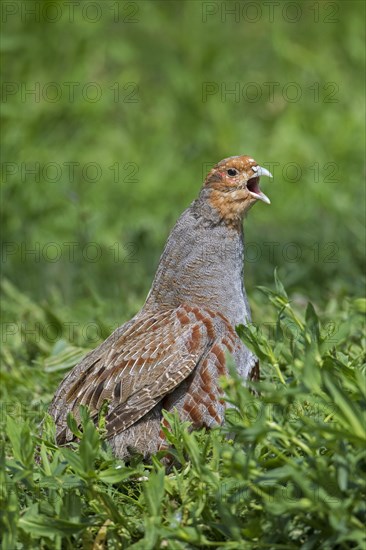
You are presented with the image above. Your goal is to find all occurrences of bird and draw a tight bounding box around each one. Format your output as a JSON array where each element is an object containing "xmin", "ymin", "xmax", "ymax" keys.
[{"xmin": 49, "ymin": 155, "xmax": 272, "ymax": 459}]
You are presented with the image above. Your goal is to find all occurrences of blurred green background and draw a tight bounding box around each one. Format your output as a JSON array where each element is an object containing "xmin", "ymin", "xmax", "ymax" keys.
[
  {"xmin": 2, "ymin": 0, "xmax": 365, "ymax": 333},
  {"xmin": 1, "ymin": 5, "xmax": 365, "ymax": 546}
]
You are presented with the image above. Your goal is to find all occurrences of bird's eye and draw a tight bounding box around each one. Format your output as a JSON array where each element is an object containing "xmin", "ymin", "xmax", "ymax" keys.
[{"xmin": 227, "ymin": 168, "xmax": 238, "ymax": 177}]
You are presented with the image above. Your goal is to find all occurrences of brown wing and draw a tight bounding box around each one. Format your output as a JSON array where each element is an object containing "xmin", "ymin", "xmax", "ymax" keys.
[{"xmin": 52, "ymin": 304, "xmax": 219, "ymax": 441}]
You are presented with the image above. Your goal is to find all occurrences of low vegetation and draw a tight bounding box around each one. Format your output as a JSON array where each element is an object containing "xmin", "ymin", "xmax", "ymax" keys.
[{"xmin": 1, "ymin": 277, "xmax": 365, "ymax": 549}]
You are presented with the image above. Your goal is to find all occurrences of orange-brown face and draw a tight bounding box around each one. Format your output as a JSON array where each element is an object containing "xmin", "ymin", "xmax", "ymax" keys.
[{"xmin": 203, "ymin": 155, "xmax": 272, "ymax": 227}]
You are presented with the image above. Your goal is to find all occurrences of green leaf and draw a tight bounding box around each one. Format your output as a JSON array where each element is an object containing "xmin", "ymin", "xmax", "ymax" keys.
[
  {"xmin": 66, "ymin": 412, "xmax": 83, "ymax": 439},
  {"xmin": 78, "ymin": 420, "xmax": 101, "ymax": 473},
  {"xmin": 274, "ymin": 267, "xmax": 288, "ymax": 298},
  {"xmin": 18, "ymin": 506, "xmax": 92, "ymax": 538},
  {"xmin": 5, "ymin": 417, "xmax": 34, "ymax": 468},
  {"xmin": 352, "ymin": 298, "xmax": 366, "ymax": 314},
  {"xmin": 99, "ymin": 465, "xmax": 136, "ymax": 484},
  {"xmin": 236, "ymin": 324, "xmax": 270, "ymax": 362},
  {"xmin": 323, "ymin": 373, "xmax": 366, "ymax": 440},
  {"xmin": 305, "ymin": 302, "xmax": 320, "ymax": 345}
]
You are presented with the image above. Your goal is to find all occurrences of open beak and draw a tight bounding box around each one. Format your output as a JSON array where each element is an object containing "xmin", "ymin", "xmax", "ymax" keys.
[{"xmin": 247, "ymin": 166, "xmax": 273, "ymax": 204}]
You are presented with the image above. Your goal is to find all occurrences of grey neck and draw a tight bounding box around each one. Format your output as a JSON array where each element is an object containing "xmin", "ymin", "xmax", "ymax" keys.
[{"xmin": 144, "ymin": 199, "xmax": 251, "ymax": 327}]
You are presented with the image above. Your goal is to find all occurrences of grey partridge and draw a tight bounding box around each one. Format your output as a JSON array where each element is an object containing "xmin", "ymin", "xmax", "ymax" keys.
[{"xmin": 49, "ymin": 155, "xmax": 272, "ymax": 459}]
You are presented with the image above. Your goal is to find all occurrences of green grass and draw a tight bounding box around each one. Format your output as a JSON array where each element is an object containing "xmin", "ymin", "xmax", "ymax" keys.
[
  {"xmin": 1, "ymin": 1, "xmax": 365, "ymax": 548},
  {"xmin": 1, "ymin": 278, "xmax": 365, "ymax": 548}
]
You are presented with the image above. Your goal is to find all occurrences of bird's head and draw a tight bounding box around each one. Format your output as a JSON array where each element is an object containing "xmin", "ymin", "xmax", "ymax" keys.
[{"xmin": 201, "ymin": 155, "xmax": 272, "ymax": 226}]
